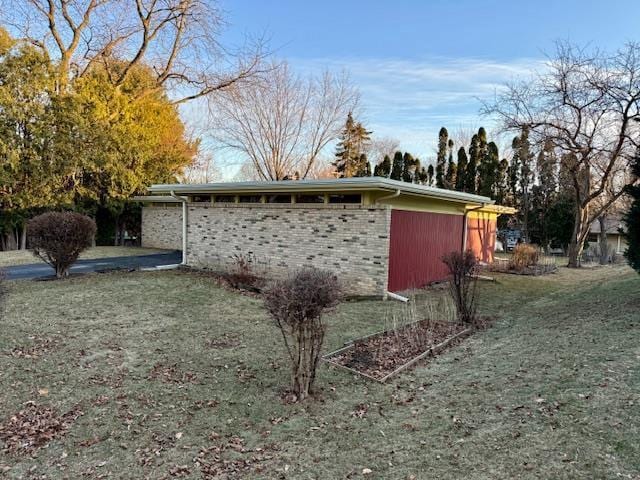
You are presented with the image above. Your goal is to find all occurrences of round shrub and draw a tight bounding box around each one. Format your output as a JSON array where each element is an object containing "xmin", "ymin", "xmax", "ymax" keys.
[
  {"xmin": 264, "ymin": 268, "xmax": 341, "ymax": 401},
  {"xmin": 27, "ymin": 212, "xmax": 96, "ymax": 279}
]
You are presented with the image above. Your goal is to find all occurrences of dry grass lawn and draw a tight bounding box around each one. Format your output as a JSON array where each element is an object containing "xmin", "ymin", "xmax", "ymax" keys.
[
  {"xmin": 0, "ymin": 265, "xmax": 638, "ymax": 479},
  {"xmin": 0, "ymin": 246, "xmax": 168, "ymax": 268}
]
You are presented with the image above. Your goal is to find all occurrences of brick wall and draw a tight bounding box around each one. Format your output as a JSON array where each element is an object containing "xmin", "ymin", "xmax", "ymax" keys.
[
  {"xmin": 141, "ymin": 206, "xmax": 182, "ymax": 250},
  {"xmin": 185, "ymin": 203, "xmax": 391, "ymax": 296}
]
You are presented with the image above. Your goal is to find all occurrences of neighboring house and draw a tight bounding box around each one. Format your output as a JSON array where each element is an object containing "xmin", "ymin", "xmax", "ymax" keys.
[
  {"xmin": 134, "ymin": 178, "xmax": 514, "ymax": 296},
  {"xmin": 587, "ymin": 215, "xmax": 628, "ymax": 256}
]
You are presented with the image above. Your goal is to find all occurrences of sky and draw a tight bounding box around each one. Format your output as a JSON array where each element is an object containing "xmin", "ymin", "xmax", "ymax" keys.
[{"xmin": 209, "ymin": 0, "xmax": 640, "ymax": 177}]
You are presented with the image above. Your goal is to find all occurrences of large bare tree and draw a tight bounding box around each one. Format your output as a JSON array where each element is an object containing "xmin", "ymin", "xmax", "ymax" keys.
[
  {"xmin": 3, "ymin": 0, "xmax": 267, "ymax": 102},
  {"xmin": 483, "ymin": 42, "xmax": 640, "ymax": 267},
  {"xmin": 208, "ymin": 61, "xmax": 359, "ymax": 180}
]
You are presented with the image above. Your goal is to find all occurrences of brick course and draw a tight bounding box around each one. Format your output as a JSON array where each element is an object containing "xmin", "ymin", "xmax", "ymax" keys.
[
  {"xmin": 141, "ymin": 206, "xmax": 182, "ymax": 250},
  {"xmin": 183, "ymin": 203, "xmax": 391, "ymax": 296}
]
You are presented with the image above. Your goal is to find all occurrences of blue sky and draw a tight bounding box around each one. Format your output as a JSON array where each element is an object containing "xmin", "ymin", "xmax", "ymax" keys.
[{"xmin": 210, "ymin": 0, "xmax": 640, "ymax": 175}]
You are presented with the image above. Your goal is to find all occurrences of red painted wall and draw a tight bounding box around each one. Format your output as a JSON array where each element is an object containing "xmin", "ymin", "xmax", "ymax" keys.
[
  {"xmin": 388, "ymin": 210, "xmax": 463, "ymax": 292},
  {"xmin": 466, "ymin": 216, "xmax": 497, "ymax": 263}
]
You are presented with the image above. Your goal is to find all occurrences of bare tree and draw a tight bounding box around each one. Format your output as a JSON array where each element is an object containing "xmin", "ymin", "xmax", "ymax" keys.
[
  {"xmin": 365, "ymin": 136, "xmax": 400, "ymax": 166},
  {"xmin": 483, "ymin": 42, "xmax": 640, "ymax": 267},
  {"xmin": 208, "ymin": 61, "xmax": 359, "ymax": 180},
  {"xmin": 3, "ymin": 0, "xmax": 267, "ymax": 101}
]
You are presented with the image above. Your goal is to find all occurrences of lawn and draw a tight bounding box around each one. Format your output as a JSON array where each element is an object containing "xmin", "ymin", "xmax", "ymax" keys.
[
  {"xmin": 0, "ymin": 265, "xmax": 638, "ymax": 479},
  {"xmin": 0, "ymin": 246, "xmax": 168, "ymax": 268}
]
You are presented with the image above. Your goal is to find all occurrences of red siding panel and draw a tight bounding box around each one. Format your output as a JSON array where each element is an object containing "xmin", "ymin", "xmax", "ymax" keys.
[
  {"xmin": 467, "ymin": 217, "xmax": 497, "ymax": 263},
  {"xmin": 388, "ymin": 210, "xmax": 463, "ymax": 292}
]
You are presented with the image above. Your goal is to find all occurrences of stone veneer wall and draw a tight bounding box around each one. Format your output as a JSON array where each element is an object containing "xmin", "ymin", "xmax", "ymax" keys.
[
  {"xmin": 141, "ymin": 206, "xmax": 182, "ymax": 250},
  {"xmin": 186, "ymin": 203, "xmax": 392, "ymax": 296}
]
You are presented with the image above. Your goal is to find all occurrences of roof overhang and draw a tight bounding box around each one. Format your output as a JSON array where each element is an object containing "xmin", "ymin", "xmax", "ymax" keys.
[
  {"xmin": 145, "ymin": 177, "xmax": 495, "ymax": 206},
  {"xmin": 132, "ymin": 195, "xmax": 181, "ymax": 203}
]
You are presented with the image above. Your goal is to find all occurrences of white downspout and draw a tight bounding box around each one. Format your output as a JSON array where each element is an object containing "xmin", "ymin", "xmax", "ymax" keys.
[
  {"xmin": 170, "ymin": 190, "xmax": 188, "ymax": 265},
  {"xmin": 375, "ymin": 189, "xmax": 401, "ymax": 204}
]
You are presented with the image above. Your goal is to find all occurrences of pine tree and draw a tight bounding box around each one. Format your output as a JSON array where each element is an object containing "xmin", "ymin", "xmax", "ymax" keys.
[
  {"xmin": 495, "ymin": 158, "xmax": 510, "ymax": 205},
  {"xmin": 624, "ymin": 148, "xmax": 640, "ymax": 273},
  {"xmin": 466, "ymin": 134, "xmax": 479, "ymax": 194},
  {"xmin": 427, "ymin": 164, "xmax": 435, "ymax": 185},
  {"xmin": 455, "ymin": 147, "xmax": 468, "ymax": 192},
  {"xmin": 333, "ymin": 112, "xmax": 371, "ymax": 177},
  {"xmin": 518, "ymin": 126, "xmax": 534, "ymax": 241},
  {"xmin": 374, "ymin": 155, "xmax": 391, "ymax": 177},
  {"xmin": 435, "ymin": 127, "xmax": 448, "ymax": 188},
  {"xmin": 390, "ymin": 151, "xmax": 404, "ymax": 181}
]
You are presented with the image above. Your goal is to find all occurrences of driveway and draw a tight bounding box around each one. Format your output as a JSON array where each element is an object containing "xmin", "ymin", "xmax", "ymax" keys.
[{"xmin": 3, "ymin": 251, "xmax": 182, "ymax": 280}]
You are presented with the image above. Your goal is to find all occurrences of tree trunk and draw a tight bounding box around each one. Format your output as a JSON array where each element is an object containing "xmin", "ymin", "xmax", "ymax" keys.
[
  {"xmin": 598, "ymin": 216, "xmax": 609, "ymax": 265},
  {"xmin": 567, "ymin": 206, "xmax": 590, "ymax": 268},
  {"xmin": 19, "ymin": 223, "xmax": 27, "ymax": 250},
  {"xmin": 114, "ymin": 217, "xmax": 120, "ymax": 246}
]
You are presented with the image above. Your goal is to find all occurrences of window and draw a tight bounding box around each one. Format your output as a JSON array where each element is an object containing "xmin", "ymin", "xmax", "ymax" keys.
[
  {"xmin": 238, "ymin": 195, "xmax": 262, "ymax": 203},
  {"xmin": 328, "ymin": 194, "xmax": 361, "ymax": 204},
  {"xmin": 191, "ymin": 195, "xmax": 211, "ymax": 203},
  {"xmin": 296, "ymin": 194, "xmax": 325, "ymax": 204},
  {"xmin": 266, "ymin": 194, "xmax": 291, "ymax": 203},
  {"xmin": 214, "ymin": 195, "xmax": 236, "ymax": 203}
]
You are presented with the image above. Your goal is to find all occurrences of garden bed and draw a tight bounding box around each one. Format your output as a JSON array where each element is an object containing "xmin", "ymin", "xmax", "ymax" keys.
[
  {"xmin": 486, "ymin": 258, "xmax": 558, "ymax": 276},
  {"xmin": 324, "ymin": 319, "xmax": 473, "ymax": 382}
]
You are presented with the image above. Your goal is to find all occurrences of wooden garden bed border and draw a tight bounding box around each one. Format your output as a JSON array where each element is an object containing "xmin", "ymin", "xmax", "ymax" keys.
[{"xmin": 323, "ymin": 326, "xmax": 474, "ymax": 383}]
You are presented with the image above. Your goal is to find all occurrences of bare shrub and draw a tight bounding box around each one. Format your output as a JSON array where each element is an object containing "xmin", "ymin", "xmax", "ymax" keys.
[
  {"xmin": 441, "ymin": 250, "xmax": 478, "ymax": 325},
  {"xmin": 27, "ymin": 212, "xmax": 96, "ymax": 279},
  {"xmin": 227, "ymin": 253, "xmax": 259, "ymax": 289},
  {"xmin": 509, "ymin": 244, "xmax": 539, "ymax": 272},
  {"xmin": 264, "ymin": 268, "xmax": 341, "ymax": 401}
]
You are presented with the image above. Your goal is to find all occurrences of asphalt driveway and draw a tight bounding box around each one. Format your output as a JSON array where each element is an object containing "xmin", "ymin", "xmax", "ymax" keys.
[{"xmin": 3, "ymin": 251, "xmax": 182, "ymax": 280}]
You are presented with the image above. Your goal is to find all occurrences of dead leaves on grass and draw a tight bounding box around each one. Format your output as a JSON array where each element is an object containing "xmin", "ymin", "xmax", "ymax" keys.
[
  {"xmin": 0, "ymin": 401, "xmax": 83, "ymax": 454},
  {"xmin": 7, "ymin": 337, "xmax": 57, "ymax": 359},
  {"xmin": 195, "ymin": 435, "xmax": 279, "ymax": 479},
  {"xmin": 149, "ymin": 363, "xmax": 199, "ymax": 384}
]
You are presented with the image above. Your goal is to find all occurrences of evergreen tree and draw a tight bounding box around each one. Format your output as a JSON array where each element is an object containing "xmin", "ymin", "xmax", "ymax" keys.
[
  {"xmin": 354, "ymin": 153, "xmax": 371, "ymax": 177},
  {"xmin": 373, "ymin": 155, "xmax": 391, "ymax": 177},
  {"xmin": 444, "ymin": 139, "xmax": 456, "ymax": 189},
  {"xmin": 529, "ymin": 140, "xmax": 558, "ymax": 248},
  {"xmin": 518, "ymin": 126, "xmax": 534, "ymax": 241},
  {"xmin": 427, "ymin": 164, "xmax": 435, "ymax": 185},
  {"xmin": 390, "ymin": 151, "xmax": 404, "ymax": 181},
  {"xmin": 435, "ymin": 127, "xmax": 448, "ymax": 188},
  {"xmin": 624, "ymin": 148, "xmax": 640, "ymax": 273},
  {"xmin": 478, "ymin": 141, "xmax": 500, "ymax": 198},
  {"xmin": 402, "ymin": 152, "xmax": 416, "ymax": 182},
  {"xmin": 332, "ymin": 112, "xmax": 371, "ymax": 178},
  {"xmin": 466, "ymin": 134, "xmax": 480, "ymax": 193},
  {"xmin": 495, "ymin": 158, "xmax": 510, "ymax": 205},
  {"xmin": 455, "ymin": 147, "xmax": 468, "ymax": 192}
]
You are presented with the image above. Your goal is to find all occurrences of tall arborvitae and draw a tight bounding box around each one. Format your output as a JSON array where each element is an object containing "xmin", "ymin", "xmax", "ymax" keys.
[
  {"xmin": 354, "ymin": 153, "xmax": 371, "ymax": 177},
  {"xmin": 455, "ymin": 147, "xmax": 468, "ymax": 192},
  {"xmin": 495, "ymin": 158, "xmax": 510, "ymax": 206},
  {"xmin": 427, "ymin": 164, "xmax": 435, "ymax": 185},
  {"xmin": 508, "ymin": 135, "xmax": 522, "ymax": 205},
  {"xmin": 435, "ymin": 127, "xmax": 448, "ymax": 188},
  {"xmin": 478, "ymin": 141, "xmax": 500, "ymax": 198},
  {"xmin": 374, "ymin": 155, "xmax": 392, "ymax": 177},
  {"xmin": 466, "ymin": 134, "xmax": 479, "ymax": 194},
  {"xmin": 333, "ymin": 112, "xmax": 371, "ymax": 177},
  {"xmin": 444, "ymin": 139, "xmax": 456, "ymax": 189},
  {"xmin": 402, "ymin": 152, "xmax": 417, "ymax": 182},
  {"xmin": 624, "ymin": 147, "xmax": 640, "ymax": 273},
  {"xmin": 529, "ymin": 139, "xmax": 558, "ymax": 248},
  {"xmin": 390, "ymin": 151, "xmax": 404, "ymax": 180},
  {"xmin": 518, "ymin": 126, "xmax": 534, "ymax": 241}
]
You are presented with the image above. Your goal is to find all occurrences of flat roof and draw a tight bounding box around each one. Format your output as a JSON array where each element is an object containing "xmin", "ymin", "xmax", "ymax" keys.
[{"xmin": 146, "ymin": 177, "xmax": 494, "ymax": 206}]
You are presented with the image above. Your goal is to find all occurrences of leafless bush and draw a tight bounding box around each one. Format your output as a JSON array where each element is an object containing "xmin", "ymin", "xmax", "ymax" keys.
[
  {"xmin": 509, "ymin": 244, "xmax": 539, "ymax": 271},
  {"xmin": 27, "ymin": 212, "xmax": 96, "ymax": 279},
  {"xmin": 227, "ymin": 253, "xmax": 259, "ymax": 289},
  {"xmin": 264, "ymin": 268, "xmax": 341, "ymax": 401},
  {"xmin": 442, "ymin": 250, "xmax": 479, "ymax": 325}
]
